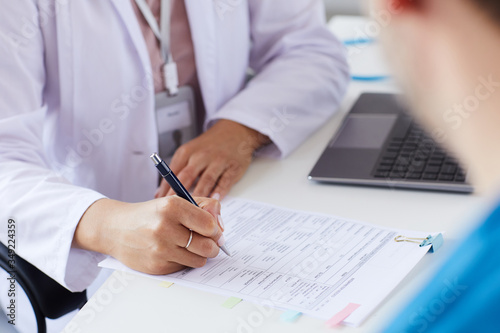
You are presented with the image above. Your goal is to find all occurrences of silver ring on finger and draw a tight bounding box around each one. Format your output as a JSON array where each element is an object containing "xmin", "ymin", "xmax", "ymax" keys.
[{"xmin": 184, "ymin": 230, "xmax": 193, "ymax": 249}]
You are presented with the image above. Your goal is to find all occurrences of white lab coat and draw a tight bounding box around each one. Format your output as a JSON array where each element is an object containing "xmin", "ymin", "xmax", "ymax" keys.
[{"xmin": 0, "ymin": 0, "xmax": 347, "ymax": 309}]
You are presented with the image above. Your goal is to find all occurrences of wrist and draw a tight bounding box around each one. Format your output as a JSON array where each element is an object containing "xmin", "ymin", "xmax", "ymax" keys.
[
  {"xmin": 73, "ymin": 198, "xmax": 128, "ymax": 256},
  {"xmin": 216, "ymin": 119, "xmax": 271, "ymax": 153}
]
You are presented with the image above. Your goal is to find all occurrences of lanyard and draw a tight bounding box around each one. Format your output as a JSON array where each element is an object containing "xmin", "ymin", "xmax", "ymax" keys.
[{"xmin": 135, "ymin": 0, "xmax": 179, "ymax": 95}]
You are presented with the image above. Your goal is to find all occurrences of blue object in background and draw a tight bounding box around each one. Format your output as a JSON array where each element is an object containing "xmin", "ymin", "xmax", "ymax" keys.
[
  {"xmin": 350, "ymin": 75, "xmax": 391, "ymax": 82},
  {"xmin": 382, "ymin": 200, "xmax": 500, "ymax": 332},
  {"xmin": 343, "ymin": 39, "xmax": 391, "ymax": 81},
  {"xmin": 343, "ymin": 38, "xmax": 375, "ymax": 46}
]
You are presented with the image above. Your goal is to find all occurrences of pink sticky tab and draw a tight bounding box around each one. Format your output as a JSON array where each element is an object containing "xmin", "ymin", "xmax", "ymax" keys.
[{"xmin": 325, "ymin": 303, "xmax": 361, "ymax": 327}]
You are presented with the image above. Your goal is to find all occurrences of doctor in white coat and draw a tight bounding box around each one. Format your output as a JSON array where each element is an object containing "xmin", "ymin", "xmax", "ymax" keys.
[{"xmin": 0, "ymin": 0, "xmax": 348, "ymax": 330}]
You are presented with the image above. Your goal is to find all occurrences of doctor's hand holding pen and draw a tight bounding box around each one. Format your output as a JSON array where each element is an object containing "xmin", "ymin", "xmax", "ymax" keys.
[
  {"xmin": 72, "ymin": 196, "xmax": 225, "ymax": 274},
  {"xmin": 154, "ymin": 119, "xmax": 271, "ymax": 200}
]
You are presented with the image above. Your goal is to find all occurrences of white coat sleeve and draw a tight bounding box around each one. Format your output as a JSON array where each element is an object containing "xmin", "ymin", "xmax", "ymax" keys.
[
  {"xmin": 207, "ymin": 0, "xmax": 349, "ymax": 158},
  {"xmin": 0, "ymin": 0, "xmax": 106, "ymax": 292}
]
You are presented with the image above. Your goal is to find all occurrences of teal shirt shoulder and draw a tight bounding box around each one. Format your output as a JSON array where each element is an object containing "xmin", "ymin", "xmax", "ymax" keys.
[{"xmin": 383, "ymin": 201, "xmax": 500, "ymax": 332}]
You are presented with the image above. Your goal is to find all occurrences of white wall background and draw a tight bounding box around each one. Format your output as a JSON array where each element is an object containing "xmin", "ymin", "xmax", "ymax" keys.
[{"xmin": 324, "ymin": 0, "xmax": 363, "ymax": 17}]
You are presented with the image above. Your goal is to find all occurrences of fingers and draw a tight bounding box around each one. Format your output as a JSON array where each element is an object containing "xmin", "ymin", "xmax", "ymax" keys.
[
  {"xmin": 192, "ymin": 161, "xmax": 227, "ymax": 197},
  {"xmin": 166, "ymin": 162, "xmax": 204, "ymax": 196},
  {"xmin": 110, "ymin": 195, "xmax": 226, "ymax": 277},
  {"xmin": 148, "ymin": 252, "xmax": 208, "ymax": 274},
  {"xmin": 196, "ymin": 196, "xmax": 221, "ymax": 218},
  {"xmin": 150, "ymin": 262, "xmax": 185, "ymax": 275},
  {"xmin": 169, "ymin": 145, "xmax": 190, "ymax": 174},
  {"xmin": 155, "ymin": 179, "xmax": 170, "ymax": 198},
  {"xmin": 211, "ymin": 160, "xmax": 245, "ymax": 200},
  {"xmin": 165, "ymin": 199, "xmax": 221, "ymax": 262},
  {"xmin": 161, "ymin": 196, "xmax": 223, "ymax": 242},
  {"xmin": 175, "ymin": 252, "xmax": 208, "ymax": 269},
  {"xmin": 147, "ymin": 222, "xmax": 219, "ymax": 274},
  {"xmin": 166, "ymin": 145, "xmax": 197, "ymax": 196},
  {"xmin": 168, "ymin": 234, "xmax": 214, "ymax": 268},
  {"xmin": 184, "ymin": 231, "xmax": 220, "ymax": 258},
  {"xmin": 171, "ymin": 158, "xmax": 245, "ymax": 200},
  {"xmin": 196, "ymin": 196, "xmax": 224, "ymax": 232},
  {"xmin": 166, "ymin": 151, "xmax": 210, "ymax": 196},
  {"xmin": 157, "ymin": 119, "xmax": 258, "ymax": 199},
  {"xmin": 169, "ymin": 205, "xmax": 221, "ymax": 259}
]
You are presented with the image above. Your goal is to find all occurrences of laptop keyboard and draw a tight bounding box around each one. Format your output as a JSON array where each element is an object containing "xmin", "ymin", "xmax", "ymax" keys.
[{"xmin": 373, "ymin": 124, "xmax": 467, "ymax": 182}]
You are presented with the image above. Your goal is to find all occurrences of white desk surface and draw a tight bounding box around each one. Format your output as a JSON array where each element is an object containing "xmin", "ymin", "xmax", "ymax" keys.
[{"xmin": 64, "ymin": 16, "xmax": 486, "ymax": 333}]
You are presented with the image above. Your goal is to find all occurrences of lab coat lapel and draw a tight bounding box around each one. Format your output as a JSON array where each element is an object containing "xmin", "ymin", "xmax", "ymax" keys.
[
  {"xmin": 108, "ymin": 0, "xmax": 151, "ymax": 76},
  {"xmin": 184, "ymin": 0, "xmax": 218, "ymax": 117}
]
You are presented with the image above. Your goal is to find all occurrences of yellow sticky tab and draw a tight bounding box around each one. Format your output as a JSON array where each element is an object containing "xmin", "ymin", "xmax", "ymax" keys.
[
  {"xmin": 159, "ymin": 281, "xmax": 174, "ymax": 289},
  {"xmin": 221, "ymin": 297, "xmax": 242, "ymax": 309}
]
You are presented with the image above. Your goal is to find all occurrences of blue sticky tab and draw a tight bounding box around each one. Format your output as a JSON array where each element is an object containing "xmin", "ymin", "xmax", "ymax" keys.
[
  {"xmin": 419, "ymin": 233, "xmax": 444, "ymax": 253},
  {"xmin": 280, "ymin": 310, "xmax": 302, "ymax": 323}
]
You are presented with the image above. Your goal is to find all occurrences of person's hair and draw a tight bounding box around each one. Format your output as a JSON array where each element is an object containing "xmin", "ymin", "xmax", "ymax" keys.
[{"xmin": 473, "ymin": 0, "xmax": 500, "ymax": 23}]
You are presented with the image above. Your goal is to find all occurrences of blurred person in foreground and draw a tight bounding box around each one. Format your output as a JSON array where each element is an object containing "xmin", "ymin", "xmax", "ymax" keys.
[{"xmin": 374, "ymin": 0, "xmax": 500, "ymax": 331}]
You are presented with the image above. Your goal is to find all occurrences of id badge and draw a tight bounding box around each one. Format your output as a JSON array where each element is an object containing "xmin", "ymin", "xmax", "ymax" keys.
[{"xmin": 155, "ymin": 86, "xmax": 198, "ymax": 160}]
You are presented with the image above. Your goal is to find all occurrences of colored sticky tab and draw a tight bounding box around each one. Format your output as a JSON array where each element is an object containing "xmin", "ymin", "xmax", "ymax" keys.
[
  {"xmin": 221, "ymin": 297, "xmax": 242, "ymax": 309},
  {"xmin": 420, "ymin": 233, "xmax": 444, "ymax": 253},
  {"xmin": 325, "ymin": 303, "xmax": 361, "ymax": 328},
  {"xmin": 280, "ymin": 310, "xmax": 302, "ymax": 322},
  {"xmin": 159, "ymin": 281, "xmax": 174, "ymax": 289}
]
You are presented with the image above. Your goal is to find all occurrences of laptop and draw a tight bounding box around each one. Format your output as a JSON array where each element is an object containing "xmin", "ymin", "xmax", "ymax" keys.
[{"xmin": 308, "ymin": 93, "xmax": 473, "ymax": 193}]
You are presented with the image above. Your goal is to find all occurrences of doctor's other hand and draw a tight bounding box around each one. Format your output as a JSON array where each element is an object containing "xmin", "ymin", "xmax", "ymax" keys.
[
  {"xmin": 73, "ymin": 196, "xmax": 225, "ymax": 275},
  {"xmin": 155, "ymin": 119, "xmax": 270, "ymax": 200}
]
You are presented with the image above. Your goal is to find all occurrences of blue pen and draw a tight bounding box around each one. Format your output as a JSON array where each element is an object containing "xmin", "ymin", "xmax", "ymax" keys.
[{"xmin": 150, "ymin": 153, "xmax": 231, "ymax": 256}]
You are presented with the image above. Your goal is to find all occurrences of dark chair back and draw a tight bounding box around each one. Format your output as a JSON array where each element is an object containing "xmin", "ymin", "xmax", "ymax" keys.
[{"xmin": 0, "ymin": 242, "xmax": 87, "ymax": 333}]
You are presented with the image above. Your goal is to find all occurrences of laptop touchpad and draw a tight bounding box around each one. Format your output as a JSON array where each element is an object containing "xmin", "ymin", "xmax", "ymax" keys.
[{"xmin": 331, "ymin": 114, "xmax": 398, "ymax": 149}]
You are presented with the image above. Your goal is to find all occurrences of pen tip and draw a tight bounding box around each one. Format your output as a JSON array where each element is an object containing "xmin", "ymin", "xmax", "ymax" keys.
[{"xmin": 220, "ymin": 245, "xmax": 232, "ymax": 257}]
